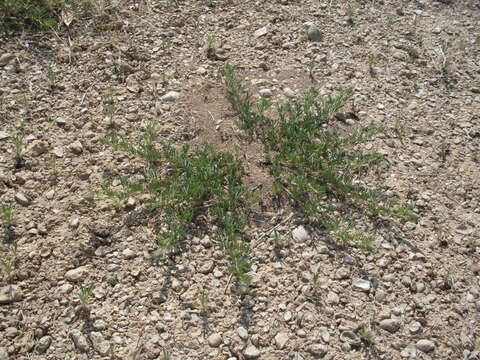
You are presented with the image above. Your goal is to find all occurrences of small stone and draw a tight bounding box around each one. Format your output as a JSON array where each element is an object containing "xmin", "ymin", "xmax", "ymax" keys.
[
  {"xmin": 0, "ymin": 285, "xmax": 23, "ymax": 304},
  {"xmin": 307, "ymin": 24, "xmax": 323, "ymax": 42},
  {"xmin": 70, "ymin": 217, "xmax": 80, "ymax": 228},
  {"xmin": 15, "ymin": 193, "xmax": 30, "ymax": 206},
  {"xmin": 35, "ymin": 336, "xmax": 52, "ymax": 354},
  {"xmin": 379, "ymin": 318, "xmax": 401, "ymax": 333},
  {"xmin": 307, "ymin": 344, "xmax": 328, "ymax": 357},
  {"xmin": 416, "ymin": 339, "xmax": 435, "ymax": 353},
  {"xmin": 401, "ymin": 345, "xmax": 417, "ymax": 358},
  {"xmin": 244, "ymin": 345, "xmax": 260, "ymax": 359},
  {"xmin": 65, "ymin": 266, "xmax": 88, "ymax": 282},
  {"xmin": 283, "ymin": 88, "xmax": 296, "ymax": 98},
  {"xmin": 29, "ymin": 140, "xmax": 48, "ymax": 156},
  {"xmin": 90, "ymin": 332, "xmax": 110, "ymax": 355},
  {"xmin": 69, "ymin": 140, "xmax": 83, "ymax": 155},
  {"xmin": 93, "ymin": 319, "xmax": 107, "ymax": 331},
  {"xmin": 0, "ymin": 53, "xmax": 14, "ymax": 66},
  {"xmin": 161, "ymin": 91, "xmax": 181, "ymax": 102},
  {"xmin": 122, "ymin": 248, "xmax": 136, "ymax": 259},
  {"xmin": 284, "ymin": 311, "xmax": 292, "ymax": 321},
  {"xmin": 59, "ymin": 283, "xmax": 73, "ymax": 294},
  {"xmin": 292, "ymin": 226, "xmax": 310, "ymax": 242},
  {"xmin": 207, "ymin": 333, "xmax": 222, "ymax": 347},
  {"xmin": 0, "ymin": 347, "xmax": 8, "ymax": 360},
  {"xmin": 352, "ymin": 278, "xmax": 371, "ymax": 292},
  {"xmin": 326, "ymin": 291, "xmax": 339, "ymax": 304},
  {"xmin": 471, "ymin": 263, "xmax": 480, "ymax": 274},
  {"xmin": 259, "ymin": 89, "xmax": 273, "ymax": 97},
  {"xmin": 198, "ymin": 260, "xmax": 214, "ymax": 274},
  {"xmin": 5, "ymin": 327, "xmax": 18, "ymax": 338},
  {"xmin": 70, "ymin": 330, "xmax": 89, "ymax": 352},
  {"xmin": 409, "ymin": 321, "xmax": 421, "ymax": 334},
  {"xmin": 237, "ymin": 326, "xmax": 249, "ymax": 340},
  {"xmin": 52, "ymin": 147, "xmax": 64, "ymax": 158},
  {"xmin": 46, "ymin": 190, "xmax": 55, "ymax": 200},
  {"xmin": 274, "ymin": 332, "xmax": 289, "ymax": 349},
  {"xmin": 0, "ymin": 131, "xmax": 10, "ymax": 140},
  {"xmin": 254, "ymin": 26, "xmax": 268, "ymax": 38}
]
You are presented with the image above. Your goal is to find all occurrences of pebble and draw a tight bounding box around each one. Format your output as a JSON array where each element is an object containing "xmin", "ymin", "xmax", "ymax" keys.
[
  {"xmin": 122, "ymin": 248, "xmax": 136, "ymax": 259},
  {"xmin": 0, "ymin": 131, "xmax": 9, "ymax": 140},
  {"xmin": 307, "ymin": 344, "xmax": 328, "ymax": 357},
  {"xmin": 93, "ymin": 319, "xmax": 107, "ymax": 331},
  {"xmin": 244, "ymin": 345, "xmax": 260, "ymax": 359},
  {"xmin": 416, "ymin": 339, "xmax": 435, "ymax": 353},
  {"xmin": 35, "ymin": 336, "xmax": 52, "ymax": 354},
  {"xmin": 161, "ymin": 91, "xmax": 181, "ymax": 102},
  {"xmin": 0, "ymin": 53, "xmax": 14, "ymax": 66},
  {"xmin": 70, "ymin": 330, "xmax": 89, "ymax": 352},
  {"xmin": 292, "ymin": 226, "xmax": 310, "ymax": 242},
  {"xmin": 5, "ymin": 327, "xmax": 18, "ymax": 338},
  {"xmin": 198, "ymin": 260, "xmax": 214, "ymax": 274},
  {"xmin": 307, "ymin": 24, "xmax": 323, "ymax": 42},
  {"xmin": 69, "ymin": 140, "xmax": 83, "ymax": 155},
  {"xmin": 0, "ymin": 347, "xmax": 8, "ymax": 360},
  {"xmin": 29, "ymin": 140, "xmax": 48, "ymax": 156},
  {"xmin": 274, "ymin": 332, "xmax": 289, "ymax": 349},
  {"xmin": 259, "ymin": 89, "xmax": 273, "ymax": 97},
  {"xmin": 65, "ymin": 266, "xmax": 88, "ymax": 282},
  {"xmin": 352, "ymin": 278, "xmax": 371, "ymax": 292},
  {"xmin": 326, "ymin": 291, "xmax": 339, "ymax": 304},
  {"xmin": 401, "ymin": 345, "xmax": 417, "ymax": 358},
  {"xmin": 46, "ymin": 190, "xmax": 55, "ymax": 200},
  {"xmin": 15, "ymin": 193, "xmax": 30, "ymax": 206},
  {"xmin": 254, "ymin": 26, "xmax": 268, "ymax": 38},
  {"xmin": 409, "ymin": 321, "xmax": 421, "ymax": 334},
  {"xmin": 0, "ymin": 285, "xmax": 23, "ymax": 304},
  {"xmin": 70, "ymin": 217, "xmax": 80, "ymax": 228},
  {"xmin": 90, "ymin": 332, "xmax": 110, "ymax": 355},
  {"xmin": 52, "ymin": 147, "xmax": 64, "ymax": 158},
  {"xmin": 237, "ymin": 326, "xmax": 249, "ymax": 340},
  {"xmin": 379, "ymin": 318, "xmax": 401, "ymax": 333},
  {"xmin": 207, "ymin": 333, "xmax": 222, "ymax": 347},
  {"xmin": 283, "ymin": 87, "xmax": 296, "ymax": 98}
]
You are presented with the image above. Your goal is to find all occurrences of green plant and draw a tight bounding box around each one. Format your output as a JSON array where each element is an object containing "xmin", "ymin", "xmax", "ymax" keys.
[
  {"xmin": 77, "ymin": 284, "xmax": 95, "ymax": 305},
  {"xmin": 359, "ymin": 327, "xmax": 375, "ymax": 344},
  {"xmin": 367, "ymin": 56, "xmax": 379, "ymax": 76},
  {"xmin": 0, "ymin": 259, "xmax": 14, "ymax": 276},
  {"xmin": 221, "ymin": 63, "xmax": 416, "ymax": 250},
  {"xmin": 346, "ymin": 6, "xmax": 356, "ymax": 25},
  {"xmin": 102, "ymin": 88, "xmax": 116, "ymax": 124},
  {"xmin": 1, "ymin": 205, "xmax": 16, "ymax": 228},
  {"xmin": 197, "ymin": 287, "xmax": 210, "ymax": 314},
  {"xmin": 102, "ymin": 123, "xmax": 253, "ymax": 288}
]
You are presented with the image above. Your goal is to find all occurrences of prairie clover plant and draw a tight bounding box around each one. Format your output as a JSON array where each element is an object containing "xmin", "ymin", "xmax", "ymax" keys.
[
  {"xmin": 220, "ymin": 63, "xmax": 416, "ymax": 250},
  {"xmin": 102, "ymin": 124, "xmax": 253, "ymax": 288}
]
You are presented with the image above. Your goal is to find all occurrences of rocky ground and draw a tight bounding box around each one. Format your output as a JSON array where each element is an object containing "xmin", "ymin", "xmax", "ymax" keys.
[{"xmin": 1, "ymin": 0, "xmax": 480, "ymax": 359}]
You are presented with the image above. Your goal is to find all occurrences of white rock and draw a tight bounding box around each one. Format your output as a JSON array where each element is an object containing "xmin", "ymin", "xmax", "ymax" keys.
[
  {"xmin": 283, "ymin": 88, "xmax": 296, "ymax": 98},
  {"xmin": 46, "ymin": 190, "xmax": 55, "ymax": 200},
  {"xmin": 259, "ymin": 89, "xmax": 273, "ymax": 98},
  {"xmin": 274, "ymin": 332, "xmax": 289, "ymax": 349},
  {"xmin": 69, "ymin": 141, "xmax": 83, "ymax": 154},
  {"xmin": 254, "ymin": 26, "xmax": 268, "ymax": 38},
  {"xmin": 352, "ymin": 278, "xmax": 371, "ymax": 292},
  {"xmin": 52, "ymin": 147, "xmax": 64, "ymax": 158},
  {"xmin": 122, "ymin": 248, "xmax": 136, "ymax": 259},
  {"xmin": 401, "ymin": 345, "xmax": 417, "ymax": 358},
  {"xmin": 65, "ymin": 266, "xmax": 88, "ymax": 282},
  {"xmin": 244, "ymin": 345, "xmax": 260, "ymax": 359},
  {"xmin": 416, "ymin": 339, "xmax": 435, "ymax": 353},
  {"xmin": 161, "ymin": 91, "xmax": 181, "ymax": 102},
  {"xmin": 292, "ymin": 226, "xmax": 310, "ymax": 242},
  {"xmin": 237, "ymin": 326, "xmax": 249, "ymax": 340},
  {"xmin": 0, "ymin": 131, "xmax": 10, "ymax": 140},
  {"xmin": 0, "ymin": 347, "xmax": 8, "ymax": 360},
  {"xmin": 207, "ymin": 333, "xmax": 222, "ymax": 347}
]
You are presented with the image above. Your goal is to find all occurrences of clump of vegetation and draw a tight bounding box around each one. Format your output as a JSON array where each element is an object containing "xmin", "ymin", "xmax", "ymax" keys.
[
  {"xmin": 1, "ymin": 204, "xmax": 16, "ymax": 243},
  {"xmin": 220, "ymin": 62, "xmax": 416, "ymax": 250},
  {"xmin": 101, "ymin": 124, "xmax": 253, "ymax": 289}
]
